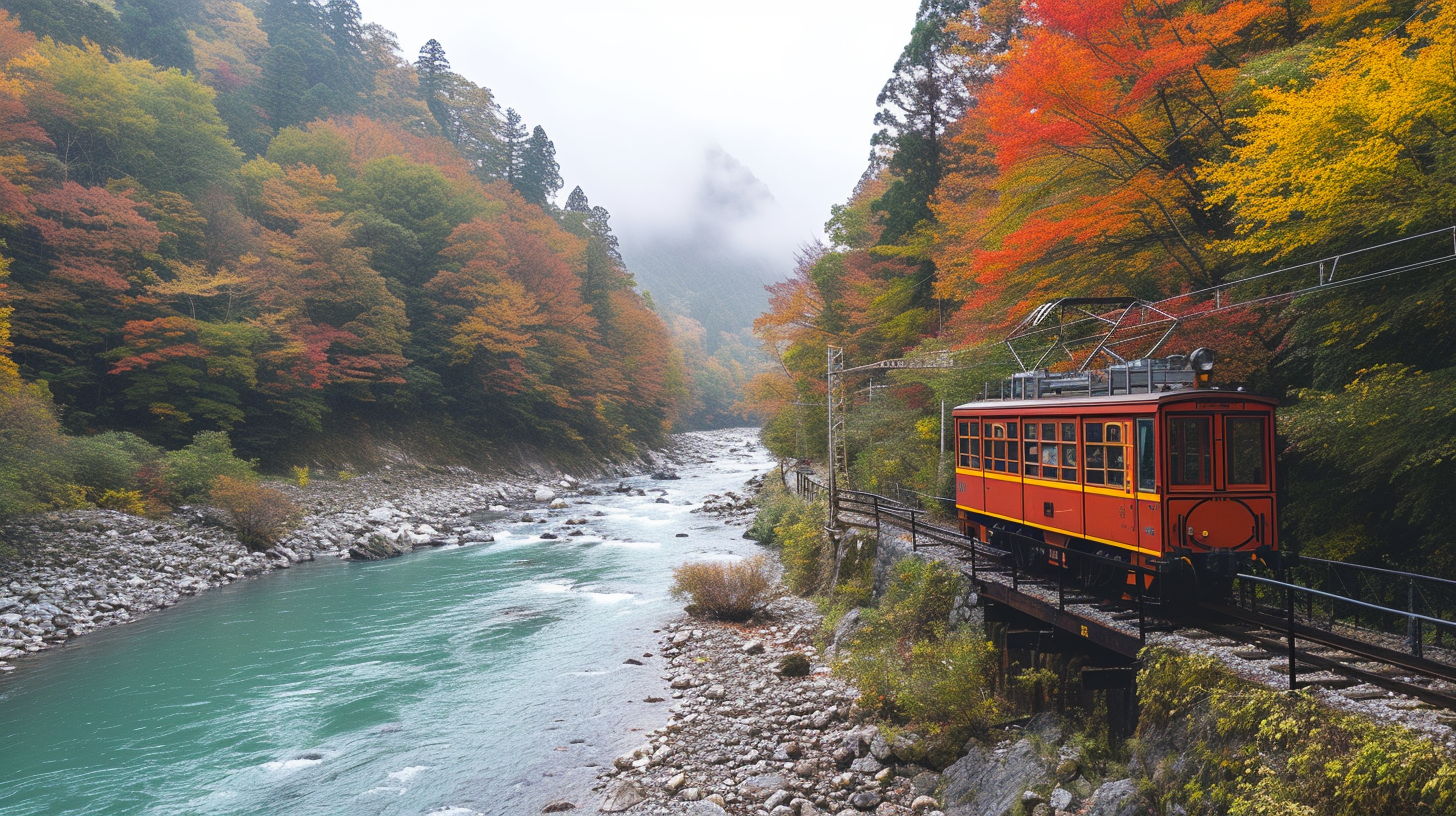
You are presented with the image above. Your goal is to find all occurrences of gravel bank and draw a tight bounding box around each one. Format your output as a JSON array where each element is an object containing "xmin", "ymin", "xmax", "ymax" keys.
[{"xmin": 590, "ymin": 596, "xmax": 948, "ymax": 816}]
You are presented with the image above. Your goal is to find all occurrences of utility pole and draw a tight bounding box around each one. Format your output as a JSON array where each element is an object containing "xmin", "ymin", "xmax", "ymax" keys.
[{"xmin": 826, "ymin": 346, "xmax": 847, "ymax": 527}]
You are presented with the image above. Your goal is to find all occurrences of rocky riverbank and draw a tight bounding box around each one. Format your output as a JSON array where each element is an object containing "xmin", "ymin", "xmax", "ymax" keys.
[
  {"xmin": 0, "ymin": 430, "xmax": 748, "ymax": 675},
  {"xmin": 585, "ymin": 594, "xmax": 944, "ymax": 816}
]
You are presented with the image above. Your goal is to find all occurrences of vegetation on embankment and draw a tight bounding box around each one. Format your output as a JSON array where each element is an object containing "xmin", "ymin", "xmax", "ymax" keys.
[
  {"xmin": 0, "ymin": 423, "xmax": 296, "ymax": 556},
  {"xmin": 747, "ymin": 0, "xmax": 1456, "ymax": 575},
  {"xmin": 1130, "ymin": 647, "xmax": 1456, "ymax": 815},
  {"xmin": 748, "ymin": 473, "xmax": 1004, "ymax": 766}
]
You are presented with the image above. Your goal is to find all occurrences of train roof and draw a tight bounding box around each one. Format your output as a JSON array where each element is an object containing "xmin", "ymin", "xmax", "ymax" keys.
[{"xmin": 953, "ymin": 388, "xmax": 1278, "ymax": 413}]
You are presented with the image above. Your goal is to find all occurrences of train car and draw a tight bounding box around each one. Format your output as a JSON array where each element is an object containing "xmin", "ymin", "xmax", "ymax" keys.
[{"xmin": 952, "ymin": 351, "xmax": 1278, "ymax": 596}]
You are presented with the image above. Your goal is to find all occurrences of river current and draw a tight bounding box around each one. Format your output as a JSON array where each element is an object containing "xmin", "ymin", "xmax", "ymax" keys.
[{"xmin": 0, "ymin": 430, "xmax": 772, "ymax": 816}]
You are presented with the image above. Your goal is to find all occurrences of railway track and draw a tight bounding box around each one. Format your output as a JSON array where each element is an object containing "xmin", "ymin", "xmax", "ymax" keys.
[
  {"xmin": 810, "ymin": 477, "xmax": 1456, "ymax": 710},
  {"xmin": 1190, "ymin": 601, "xmax": 1456, "ymax": 710}
]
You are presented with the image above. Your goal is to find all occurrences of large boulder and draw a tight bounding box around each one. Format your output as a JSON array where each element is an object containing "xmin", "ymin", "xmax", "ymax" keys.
[
  {"xmin": 347, "ymin": 535, "xmax": 409, "ymax": 561},
  {"xmin": 599, "ymin": 780, "xmax": 647, "ymax": 812},
  {"xmin": 534, "ymin": 487, "xmax": 556, "ymax": 502},
  {"xmin": 1084, "ymin": 778, "xmax": 1142, "ymax": 816},
  {"xmin": 941, "ymin": 738, "xmax": 1053, "ymax": 816}
]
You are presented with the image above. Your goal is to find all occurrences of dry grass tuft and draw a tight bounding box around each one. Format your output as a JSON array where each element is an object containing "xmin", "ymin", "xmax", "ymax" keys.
[{"xmin": 670, "ymin": 555, "xmax": 778, "ymax": 622}]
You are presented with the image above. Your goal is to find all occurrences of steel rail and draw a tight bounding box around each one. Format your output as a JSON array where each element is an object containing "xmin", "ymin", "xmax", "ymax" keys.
[{"xmin": 1192, "ymin": 608, "xmax": 1456, "ymax": 710}]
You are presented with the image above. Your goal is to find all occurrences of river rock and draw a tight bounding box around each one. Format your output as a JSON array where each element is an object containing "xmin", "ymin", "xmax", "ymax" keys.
[
  {"xmin": 737, "ymin": 773, "xmax": 788, "ymax": 801},
  {"xmin": 600, "ymin": 780, "xmax": 647, "ymax": 812},
  {"xmin": 535, "ymin": 487, "xmax": 556, "ymax": 502},
  {"xmin": 542, "ymin": 800, "xmax": 576, "ymax": 812},
  {"xmin": 366, "ymin": 507, "xmax": 394, "ymax": 522},
  {"xmin": 686, "ymin": 802, "xmax": 728, "ymax": 816}
]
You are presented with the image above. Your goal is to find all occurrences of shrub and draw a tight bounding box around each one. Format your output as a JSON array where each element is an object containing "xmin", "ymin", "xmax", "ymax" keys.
[
  {"xmin": 745, "ymin": 472, "xmax": 798, "ymax": 544},
  {"xmin": 670, "ymin": 555, "xmax": 778, "ymax": 622},
  {"xmin": 337, "ymin": 470, "xmax": 356, "ymax": 481},
  {"xmin": 833, "ymin": 558, "xmax": 1000, "ymax": 740},
  {"xmin": 867, "ymin": 558, "xmax": 963, "ymax": 643},
  {"xmin": 208, "ymin": 475, "xmax": 301, "ymax": 551},
  {"xmin": 162, "ymin": 431, "xmax": 256, "ymax": 503},
  {"xmin": 96, "ymin": 489, "xmax": 148, "ymax": 515},
  {"xmin": 0, "ymin": 383, "xmax": 74, "ymax": 518},
  {"xmin": 292, "ymin": 465, "xmax": 309, "ymax": 487},
  {"xmin": 778, "ymin": 652, "xmax": 811, "ymax": 677},
  {"xmin": 65, "ymin": 432, "xmax": 161, "ymax": 495},
  {"xmin": 1133, "ymin": 647, "xmax": 1456, "ymax": 815},
  {"xmin": 776, "ymin": 495, "xmax": 830, "ymax": 595}
]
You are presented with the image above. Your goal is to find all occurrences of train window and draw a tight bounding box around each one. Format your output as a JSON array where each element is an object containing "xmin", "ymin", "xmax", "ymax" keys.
[
  {"xmin": 1227, "ymin": 417, "xmax": 1267, "ymax": 485},
  {"xmin": 1136, "ymin": 418, "xmax": 1155, "ymax": 492},
  {"xmin": 957, "ymin": 420, "xmax": 978, "ymax": 469},
  {"xmin": 1169, "ymin": 417, "xmax": 1212, "ymax": 486},
  {"xmin": 1023, "ymin": 423, "xmax": 1039, "ymax": 477},
  {"xmin": 984, "ymin": 422, "xmax": 1019, "ymax": 474},
  {"xmin": 1084, "ymin": 422, "xmax": 1125, "ymax": 486},
  {"xmin": 1035, "ymin": 421, "xmax": 1077, "ymax": 481}
]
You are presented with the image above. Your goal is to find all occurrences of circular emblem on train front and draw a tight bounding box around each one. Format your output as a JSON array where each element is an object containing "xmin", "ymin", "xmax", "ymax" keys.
[{"xmin": 1184, "ymin": 499, "xmax": 1258, "ymax": 550}]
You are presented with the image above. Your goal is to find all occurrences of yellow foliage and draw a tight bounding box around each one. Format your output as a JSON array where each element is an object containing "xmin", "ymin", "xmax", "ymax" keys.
[
  {"xmin": 291, "ymin": 465, "xmax": 308, "ymax": 487},
  {"xmin": 96, "ymin": 489, "xmax": 147, "ymax": 515},
  {"xmin": 1205, "ymin": 2, "xmax": 1456, "ymax": 259}
]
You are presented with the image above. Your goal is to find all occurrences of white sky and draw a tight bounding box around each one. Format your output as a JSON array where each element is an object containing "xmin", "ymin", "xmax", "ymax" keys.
[{"xmin": 357, "ymin": 0, "xmax": 922, "ymax": 275}]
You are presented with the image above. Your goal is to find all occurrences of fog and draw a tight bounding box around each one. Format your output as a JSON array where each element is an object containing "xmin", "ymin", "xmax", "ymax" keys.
[{"xmin": 357, "ymin": 0, "xmax": 921, "ymax": 335}]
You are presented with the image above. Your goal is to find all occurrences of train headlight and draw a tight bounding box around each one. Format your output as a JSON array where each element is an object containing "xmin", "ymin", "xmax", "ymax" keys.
[{"xmin": 1190, "ymin": 347, "xmax": 1216, "ymax": 387}]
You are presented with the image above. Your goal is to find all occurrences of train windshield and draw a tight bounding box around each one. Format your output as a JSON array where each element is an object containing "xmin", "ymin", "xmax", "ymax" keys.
[
  {"xmin": 1169, "ymin": 416, "xmax": 1212, "ymax": 486},
  {"xmin": 1226, "ymin": 417, "xmax": 1268, "ymax": 485}
]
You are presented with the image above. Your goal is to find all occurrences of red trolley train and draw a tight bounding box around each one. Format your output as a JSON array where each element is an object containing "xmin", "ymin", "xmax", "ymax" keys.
[{"xmin": 952, "ymin": 352, "xmax": 1278, "ymax": 593}]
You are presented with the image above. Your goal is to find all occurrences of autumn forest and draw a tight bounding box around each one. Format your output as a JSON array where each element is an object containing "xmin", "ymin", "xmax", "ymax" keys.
[
  {"xmin": 0, "ymin": 0, "xmax": 775, "ymax": 519},
  {"xmin": 749, "ymin": 0, "xmax": 1456, "ymax": 574}
]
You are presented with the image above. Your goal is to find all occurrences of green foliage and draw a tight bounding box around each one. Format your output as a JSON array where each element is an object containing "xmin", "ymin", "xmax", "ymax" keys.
[
  {"xmin": 834, "ymin": 557, "xmax": 999, "ymax": 739},
  {"xmin": 1134, "ymin": 647, "xmax": 1456, "ymax": 816},
  {"xmin": 1281, "ymin": 365, "xmax": 1456, "ymax": 573},
  {"xmin": 64, "ymin": 431, "xmax": 160, "ymax": 495},
  {"xmin": 775, "ymin": 494, "xmax": 829, "ymax": 596},
  {"xmin": 160, "ymin": 430, "xmax": 255, "ymax": 503},
  {"xmin": 867, "ymin": 557, "xmax": 962, "ymax": 643},
  {"xmin": 0, "ymin": 382, "xmax": 74, "ymax": 518},
  {"xmin": 745, "ymin": 470, "xmax": 797, "ymax": 544},
  {"xmin": 778, "ymin": 652, "xmax": 811, "ymax": 677}
]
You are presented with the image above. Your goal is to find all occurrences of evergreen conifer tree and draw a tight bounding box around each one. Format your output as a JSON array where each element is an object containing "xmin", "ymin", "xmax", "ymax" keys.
[
  {"xmin": 514, "ymin": 125, "xmax": 561, "ymax": 208},
  {"xmin": 416, "ymin": 38, "xmax": 450, "ymax": 135}
]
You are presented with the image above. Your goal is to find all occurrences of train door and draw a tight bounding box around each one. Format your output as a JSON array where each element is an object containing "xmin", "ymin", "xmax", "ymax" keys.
[
  {"xmin": 981, "ymin": 418, "xmax": 1022, "ymax": 519},
  {"xmin": 1082, "ymin": 418, "xmax": 1137, "ymax": 549}
]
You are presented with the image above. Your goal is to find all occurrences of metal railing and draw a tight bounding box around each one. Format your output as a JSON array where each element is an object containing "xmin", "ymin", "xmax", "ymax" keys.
[
  {"xmin": 795, "ymin": 473, "xmax": 1156, "ymax": 644},
  {"xmin": 1230, "ymin": 571, "xmax": 1456, "ymax": 688},
  {"xmin": 1284, "ymin": 557, "xmax": 1456, "ymax": 652}
]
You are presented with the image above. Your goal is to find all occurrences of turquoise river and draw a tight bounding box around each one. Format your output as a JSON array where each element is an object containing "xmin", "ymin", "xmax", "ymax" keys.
[{"xmin": 0, "ymin": 431, "xmax": 772, "ymax": 815}]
